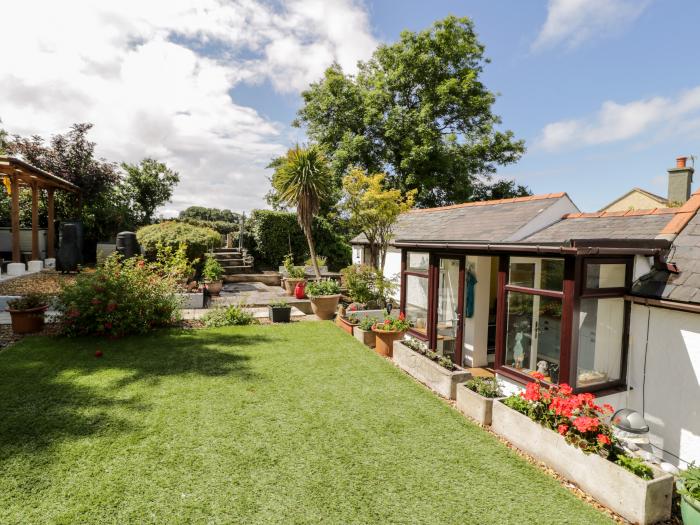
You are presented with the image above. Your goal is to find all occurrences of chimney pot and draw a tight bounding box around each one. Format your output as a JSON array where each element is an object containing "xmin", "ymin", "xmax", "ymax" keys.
[{"xmin": 677, "ymin": 156, "xmax": 688, "ymax": 168}]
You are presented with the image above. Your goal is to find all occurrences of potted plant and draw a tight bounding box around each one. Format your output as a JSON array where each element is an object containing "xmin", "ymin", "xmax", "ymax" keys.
[
  {"xmin": 353, "ymin": 316, "xmax": 376, "ymax": 347},
  {"xmin": 305, "ymin": 279, "xmax": 341, "ymax": 320},
  {"xmin": 336, "ymin": 311, "xmax": 359, "ymax": 334},
  {"xmin": 371, "ymin": 312, "xmax": 410, "ymax": 357},
  {"xmin": 678, "ymin": 464, "xmax": 700, "ymax": 525},
  {"xmin": 456, "ymin": 377, "xmax": 503, "ymax": 425},
  {"xmin": 268, "ymin": 298, "xmax": 292, "ymax": 323},
  {"xmin": 283, "ymin": 254, "xmax": 306, "ymax": 296},
  {"xmin": 6, "ymin": 294, "xmax": 49, "ymax": 334},
  {"xmin": 202, "ymin": 254, "xmax": 224, "ymax": 296}
]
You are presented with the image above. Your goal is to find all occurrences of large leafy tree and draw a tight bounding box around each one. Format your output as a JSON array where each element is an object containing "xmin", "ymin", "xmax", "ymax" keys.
[
  {"xmin": 121, "ymin": 158, "xmax": 180, "ymax": 226},
  {"xmin": 342, "ymin": 169, "xmax": 416, "ymax": 270},
  {"xmin": 295, "ymin": 16, "xmax": 526, "ymax": 208},
  {"xmin": 271, "ymin": 145, "xmax": 334, "ymax": 279},
  {"xmin": 179, "ymin": 206, "xmax": 240, "ymax": 223}
]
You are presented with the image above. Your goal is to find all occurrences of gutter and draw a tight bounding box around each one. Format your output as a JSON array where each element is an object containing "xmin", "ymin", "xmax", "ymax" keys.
[
  {"xmin": 625, "ymin": 294, "xmax": 700, "ymax": 314},
  {"xmin": 391, "ymin": 241, "xmax": 664, "ymax": 256}
]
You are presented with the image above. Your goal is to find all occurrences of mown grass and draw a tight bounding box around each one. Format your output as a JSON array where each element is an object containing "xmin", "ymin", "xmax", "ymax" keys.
[{"xmin": 0, "ymin": 322, "xmax": 612, "ymax": 524}]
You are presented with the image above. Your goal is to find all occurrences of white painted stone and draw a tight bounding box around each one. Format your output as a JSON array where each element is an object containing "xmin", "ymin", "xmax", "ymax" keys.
[
  {"xmin": 27, "ymin": 260, "xmax": 43, "ymax": 273},
  {"xmin": 392, "ymin": 341, "xmax": 471, "ymax": 399},
  {"xmin": 491, "ymin": 401, "xmax": 673, "ymax": 525},
  {"xmin": 44, "ymin": 258, "xmax": 56, "ymax": 269},
  {"xmin": 7, "ymin": 263, "xmax": 25, "ymax": 276}
]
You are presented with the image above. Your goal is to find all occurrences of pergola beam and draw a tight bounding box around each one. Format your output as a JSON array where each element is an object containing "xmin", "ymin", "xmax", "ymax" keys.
[{"xmin": 10, "ymin": 175, "xmax": 20, "ymax": 263}]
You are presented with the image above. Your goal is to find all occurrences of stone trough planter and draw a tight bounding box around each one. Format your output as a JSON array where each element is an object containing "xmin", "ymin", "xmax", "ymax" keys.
[
  {"xmin": 455, "ymin": 383, "xmax": 503, "ymax": 426},
  {"xmin": 176, "ymin": 291, "xmax": 205, "ymax": 309},
  {"xmin": 392, "ymin": 341, "xmax": 471, "ymax": 399},
  {"xmin": 491, "ymin": 401, "xmax": 673, "ymax": 525},
  {"xmin": 353, "ymin": 326, "xmax": 375, "ymax": 347}
]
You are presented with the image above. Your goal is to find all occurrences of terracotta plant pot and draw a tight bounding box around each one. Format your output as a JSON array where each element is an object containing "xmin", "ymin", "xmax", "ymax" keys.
[
  {"xmin": 336, "ymin": 316, "xmax": 356, "ymax": 334},
  {"xmin": 309, "ymin": 294, "xmax": 341, "ymax": 320},
  {"xmin": 206, "ymin": 280, "xmax": 223, "ymax": 296},
  {"xmin": 7, "ymin": 305, "xmax": 48, "ymax": 334},
  {"xmin": 372, "ymin": 328, "xmax": 405, "ymax": 357},
  {"xmin": 284, "ymin": 278, "xmax": 305, "ymax": 296}
]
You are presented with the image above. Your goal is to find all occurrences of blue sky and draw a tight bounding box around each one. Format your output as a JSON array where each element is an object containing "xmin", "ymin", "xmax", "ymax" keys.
[{"xmin": 2, "ymin": 0, "xmax": 700, "ymax": 213}]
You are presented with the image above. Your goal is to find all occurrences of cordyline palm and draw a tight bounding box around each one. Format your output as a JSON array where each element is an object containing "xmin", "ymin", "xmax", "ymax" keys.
[{"xmin": 272, "ymin": 145, "xmax": 333, "ymax": 279}]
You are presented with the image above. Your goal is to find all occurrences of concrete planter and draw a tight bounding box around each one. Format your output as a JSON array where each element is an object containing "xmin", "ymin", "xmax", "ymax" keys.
[
  {"xmin": 392, "ymin": 341, "xmax": 472, "ymax": 399},
  {"xmin": 491, "ymin": 401, "xmax": 673, "ymax": 525},
  {"xmin": 176, "ymin": 291, "xmax": 205, "ymax": 309},
  {"xmin": 455, "ymin": 383, "xmax": 503, "ymax": 425},
  {"xmin": 310, "ymin": 294, "xmax": 341, "ymax": 320},
  {"xmin": 353, "ymin": 326, "xmax": 375, "ymax": 347}
]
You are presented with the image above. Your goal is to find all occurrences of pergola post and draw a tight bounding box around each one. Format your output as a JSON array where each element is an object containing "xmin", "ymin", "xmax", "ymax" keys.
[
  {"xmin": 31, "ymin": 183, "xmax": 39, "ymax": 260},
  {"xmin": 47, "ymin": 188, "xmax": 55, "ymax": 259},
  {"xmin": 10, "ymin": 175, "xmax": 20, "ymax": 263}
]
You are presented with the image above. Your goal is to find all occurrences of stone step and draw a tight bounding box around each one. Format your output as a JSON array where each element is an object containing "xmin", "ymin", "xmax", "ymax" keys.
[{"xmin": 223, "ymin": 266, "xmax": 254, "ymax": 275}]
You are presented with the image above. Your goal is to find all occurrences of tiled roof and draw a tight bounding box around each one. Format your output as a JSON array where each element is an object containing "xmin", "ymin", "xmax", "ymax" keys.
[{"xmin": 351, "ymin": 193, "xmax": 573, "ymax": 244}]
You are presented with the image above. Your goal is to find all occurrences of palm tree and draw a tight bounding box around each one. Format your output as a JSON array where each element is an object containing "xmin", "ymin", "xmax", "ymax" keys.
[{"xmin": 272, "ymin": 145, "xmax": 333, "ymax": 279}]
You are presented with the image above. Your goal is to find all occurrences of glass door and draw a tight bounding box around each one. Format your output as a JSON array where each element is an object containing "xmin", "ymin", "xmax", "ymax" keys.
[{"xmin": 434, "ymin": 257, "xmax": 465, "ymax": 365}]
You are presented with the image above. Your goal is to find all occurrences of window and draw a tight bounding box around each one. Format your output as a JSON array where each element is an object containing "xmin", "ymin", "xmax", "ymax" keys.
[
  {"xmin": 585, "ymin": 263, "xmax": 626, "ymax": 289},
  {"xmin": 407, "ymin": 252, "xmax": 429, "ymax": 272},
  {"xmin": 405, "ymin": 274, "xmax": 429, "ymax": 335},
  {"xmin": 508, "ymin": 257, "xmax": 563, "ymax": 291},
  {"xmin": 576, "ymin": 297, "xmax": 624, "ymax": 388}
]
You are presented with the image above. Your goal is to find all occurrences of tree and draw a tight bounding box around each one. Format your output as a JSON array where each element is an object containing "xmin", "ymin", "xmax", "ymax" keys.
[
  {"xmin": 179, "ymin": 206, "xmax": 239, "ymax": 223},
  {"xmin": 295, "ymin": 16, "xmax": 526, "ymax": 208},
  {"xmin": 121, "ymin": 158, "xmax": 180, "ymax": 226},
  {"xmin": 470, "ymin": 179, "xmax": 532, "ymax": 202},
  {"xmin": 271, "ymin": 145, "xmax": 334, "ymax": 279},
  {"xmin": 342, "ymin": 168, "xmax": 416, "ymax": 270}
]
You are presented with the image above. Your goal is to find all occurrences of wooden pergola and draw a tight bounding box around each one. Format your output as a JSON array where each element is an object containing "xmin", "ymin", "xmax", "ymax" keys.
[{"xmin": 0, "ymin": 156, "xmax": 80, "ymax": 263}]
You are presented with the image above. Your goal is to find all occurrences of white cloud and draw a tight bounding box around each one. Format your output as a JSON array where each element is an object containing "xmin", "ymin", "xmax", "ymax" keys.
[
  {"xmin": 0, "ymin": 0, "xmax": 377, "ymax": 215},
  {"xmin": 533, "ymin": 0, "xmax": 651, "ymax": 51},
  {"xmin": 537, "ymin": 86, "xmax": 700, "ymax": 151}
]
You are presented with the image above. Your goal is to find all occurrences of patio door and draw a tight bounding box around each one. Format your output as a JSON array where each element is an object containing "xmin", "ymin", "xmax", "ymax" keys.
[{"xmin": 433, "ymin": 256, "xmax": 465, "ymax": 366}]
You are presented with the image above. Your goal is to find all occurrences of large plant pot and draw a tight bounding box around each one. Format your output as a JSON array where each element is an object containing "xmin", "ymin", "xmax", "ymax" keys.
[
  {"xmin": 679, "ymin": 482, "xmax": 700, "ymax": 525},
  {"xmin": 336, "ymin": 316, "xmax": 356, "ymax": 334},
  {"xmin": 353, "ymin": 326, "xmax": 376, "ymax": 347},
  {"xmin": 268, "ymin": 306, "xmax": 292, "ymax": 323},
  {"xmin": 206, "ymin": 280, "xmax": 223, "ymax": 296},
  {"xmin": 455, "ymin": 383, "xmax": 502, "ymax": 425},
  {"xmin": 284, "ymin": 278, "xmax": 305, "ymax": 296},
  {"xmin": 393, "ymin": 341, "xmax": 471, "ymax": 399},
  {"xmin": 371, "ymin": 329, "xmax": 404, "ymax": 358},
  {"xmin": 310, "ymin": 294, "xmax": 341, "ymax": 320},
  {"xmin": 7, "ymin": 305, "xmax": 48, "ymax": 334},
  {"xmin": 491, "ymin": 401, "xmax": 673, "ymax": 525}
]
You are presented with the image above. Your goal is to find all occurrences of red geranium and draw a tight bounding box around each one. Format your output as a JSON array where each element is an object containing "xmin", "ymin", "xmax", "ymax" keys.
[
  {"xmin": 557, "ymin": 424, "xmax": 569, "ymax": 435},
  {"xmin": 596, "ymin": 434, "xmax": 611, "ymax": 446},
  {"xmin": 572, "ymin": 416, "xmax": 599, "ymax": 433}
]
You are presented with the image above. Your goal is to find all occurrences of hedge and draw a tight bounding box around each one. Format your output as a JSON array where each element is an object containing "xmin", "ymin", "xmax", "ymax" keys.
[
  {"xmin": 179, "ymin": 217, "xmax": 239, "ymax": 235},
  {"xmin": 136, "ymin": 221, "xmax": 221, "ymax": 264},
  {"xmin": 246, "ymin": 210, "xmax": 351, "ymax": 271}
]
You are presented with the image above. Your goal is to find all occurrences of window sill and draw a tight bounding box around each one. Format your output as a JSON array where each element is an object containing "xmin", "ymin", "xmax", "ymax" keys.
[{"xmin": 495, "ymin": 366, "xmax": 627, "ymax": 395}]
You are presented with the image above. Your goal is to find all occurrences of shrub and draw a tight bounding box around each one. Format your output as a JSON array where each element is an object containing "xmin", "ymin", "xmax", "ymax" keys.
[
  {"xmin": 137, "ymin": 221, "xmax": 220, "ymax": 265},
  {"xmin": 373, "ymin": 311, "xmax": 411, "ymax": 332},
  {"xmin": 7, "ymin": 293, "xmax": 48, "ymax": 310},
  {"xmin": 247, "ymin": 210, "xmax": 350, "ymax": 270},
  {"xmin": 179, "ymin": 217, "xmax": 238, "ymax": 235},
  {"xmin": 679, "ymin": 463, "xmax": 700, "ymax": 501},
  {"xmin": 270, "ymin": 298, "xmax": 289, "ymax": 308},
  {"xmin": 57, "ymin": 254, "xmax": 180, "ymax": 337},
  {"xmin": 201, "ymin": 305, "xmax": 255, "ymax": 327},
  {"xmin": 465, "ymin": 377, "xmax": 502, "ymax": 398},
  {"xmin": 202, "ymin": 254, "xmax": 224, "ymax": 282},
  {"xmin": 341, "ymin": 264, "xmax": 395, "ymax": 306},
  {"xmin": 156, "ymin": 242, "xmax": 196, "ymax": 283},
  {"xmin": 402, "ymin": 336, "xmax": 428, "ymax": 354},
  {"xmin": 305, "ymin": 279, "xmax": 341, "ymax": 297},
  {"xmin": 304, "ymin": 255, "xmax": 327, "ymax": 267},
  {"xmin": 358, "ymin": 316, "xmax": 375, "ymax": 331},
  {"xmin": 615, "ymin": 454, "xmax": 653, "ymax": 480},
  {"xmin": 283, "ymin": 253, "xmax": 306, "ymax": 279}
]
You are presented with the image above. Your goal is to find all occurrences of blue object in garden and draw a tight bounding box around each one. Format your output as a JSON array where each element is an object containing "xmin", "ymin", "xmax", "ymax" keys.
[{"xmin": 465, "ymin": 271, "xmax": 477, "ymax": 318}]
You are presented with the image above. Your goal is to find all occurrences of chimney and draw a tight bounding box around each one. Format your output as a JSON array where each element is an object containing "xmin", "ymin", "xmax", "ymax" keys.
[{"xmin": 668, "ymin": 156, "xmax": 694, "ymax": 205}]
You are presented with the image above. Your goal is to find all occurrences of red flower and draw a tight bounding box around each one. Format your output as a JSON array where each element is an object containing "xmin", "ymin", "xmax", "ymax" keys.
[
  {"xmin": 106, "ymin": 301, "xmax": 118, "ymax": 313},
  {"xmin": 572, "ymin": 416, "xmax": 599, "ymax": 433},
  {"xmin": 557, "ymin": 424, "xmax": 569, "ymax": 435},
  {"xmin": 596, "ymin": 434, "xmax": 611, "ymax": 446},
  {"xmin": 399, "ymin": 312, "xmax": 405, "ymax": 321},
  {"xmin": 104, "ymin": 322, "xmax": 112, "ymax": 330},
  {"xmin": 384, "ymin": 318, "xmax": 390, "ymax": 324},
  {"xmin": 531, "ymin": 371, "xmax": 545, "ymax": 381},
  {"xmin": 558, "ymin": 383, "xmax": 573, "ymax": 396},
  {"xmin": 523, "ymin": 381, "xmax": 541, "ymax": 402},
  {"xmin": 602, "ymin": 403, "xmax": 614, "ymax": 415},
  {"xmin": 68, "ymin": 308, "xmax": 80, "ymax": 318},
  {"xmin": 95, "ymin": 350, "xmax": 103, "ymax": 358},
  {"xmin": 91, "ymin": 297, "xmax": 102, "ymax": 305},
  {"xmin": 137, "ymin": 260, "xmax": 145, "ymax": 268}
]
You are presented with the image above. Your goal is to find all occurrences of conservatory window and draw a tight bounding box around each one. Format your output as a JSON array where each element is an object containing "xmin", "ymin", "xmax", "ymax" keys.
[
  {"xmin": 576, "ymin": 297, "xmax": 625, "ymax": 388},
  {"xmin": 405, "ymin": 274, "xmax": 429, "ymax": 335}
]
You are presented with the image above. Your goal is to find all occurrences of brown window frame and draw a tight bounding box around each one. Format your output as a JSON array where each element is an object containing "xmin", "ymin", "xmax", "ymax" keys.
[{"xmin": 400, "ymin": 250, "xmax": 431, "ymax": 342}]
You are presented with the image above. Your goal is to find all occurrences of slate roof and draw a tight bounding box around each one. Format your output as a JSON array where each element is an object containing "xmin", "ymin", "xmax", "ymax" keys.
[
  {"xmin": 523, "ymin": 212, "xmax": 676, "ymax": 244},
  {"xmin": 351, "ymin": 193, "xmax": 572, "ymax": 244},
  {"xmin": 632, "ymin": 209, "xmax": 700, "ymax": 304}
]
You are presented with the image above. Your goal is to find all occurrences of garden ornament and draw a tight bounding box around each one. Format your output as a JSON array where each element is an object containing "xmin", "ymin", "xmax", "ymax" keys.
[
  {"xmin": 536, "ymin": 360, "xmax": 548, "ymax": 376},
  {"xmin": 513, "ymin": 332, "xmax": 524, "ymax": 368}
]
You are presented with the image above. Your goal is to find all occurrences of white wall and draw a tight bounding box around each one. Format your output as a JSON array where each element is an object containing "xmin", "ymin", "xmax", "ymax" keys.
[
  {"xmin": 383, "ymin": 247, "xmax": 402, "ymax": 302},
  {"xmin": 0, "ymin": 228, "xmax": 48, "ymax": 259},
  {"xmin": 463, "ymin": 256, "xmax": 492, "ymax": 368},
  {"xmin": 599, "ymin": 304, "xmax": 700, "ymax": 467}
]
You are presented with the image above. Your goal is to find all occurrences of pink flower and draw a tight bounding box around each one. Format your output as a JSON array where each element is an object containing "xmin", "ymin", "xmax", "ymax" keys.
[
  {"xmin": 557, "ymin": 424, "xmax": 569, "ymax": 435},
  {"xmin": 531, "ymin": 371, "xmax": 545, "ymax": 381},
  {"xmin": 596, "ymin": 434, "xmax": 611, "ymax": 446}
]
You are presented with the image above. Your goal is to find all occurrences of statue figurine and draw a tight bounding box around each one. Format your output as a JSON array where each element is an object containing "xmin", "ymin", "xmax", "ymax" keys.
[
  {"xmin": 536, "ymin": 360, "xmax": 548, "ymax": 377},
  {"xmin": 513, "ymin": 332, "xmax": 524, "ymax": 369}
]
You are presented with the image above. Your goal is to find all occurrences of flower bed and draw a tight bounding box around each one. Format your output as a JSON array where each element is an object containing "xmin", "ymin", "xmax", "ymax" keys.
[
  {"xmin": 392, "ymin": 339, "xmax": 471, "ymax": 399},
  {"xmin": 491, "ymin": 377, "xmax": 673, "ymax": 524},
  {"xmin": 455, "ymin": 377, "xmax": 503, "ymax": 425}
]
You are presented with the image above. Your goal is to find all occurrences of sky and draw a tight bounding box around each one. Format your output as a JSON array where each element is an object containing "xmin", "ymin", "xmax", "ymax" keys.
[{"xmin": 1, "ymin": 0, "xmax": 700, "ymax": 215}]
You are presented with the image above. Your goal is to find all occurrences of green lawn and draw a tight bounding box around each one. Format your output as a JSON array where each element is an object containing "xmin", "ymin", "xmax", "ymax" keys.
[{"xmin": 0, "ymin": 322, "xmax": 612, "ymax": 524}]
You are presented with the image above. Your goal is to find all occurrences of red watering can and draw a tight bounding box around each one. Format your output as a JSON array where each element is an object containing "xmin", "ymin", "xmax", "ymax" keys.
[{"xmin": 294, "ymin": 281, "xmax": 306, "ymax": 299}]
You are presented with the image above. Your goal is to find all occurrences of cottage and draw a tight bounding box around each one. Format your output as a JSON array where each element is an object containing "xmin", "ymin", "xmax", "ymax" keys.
[{"xmin": 352, "ymin": 158, "xmax": 700, "ymax": 467}]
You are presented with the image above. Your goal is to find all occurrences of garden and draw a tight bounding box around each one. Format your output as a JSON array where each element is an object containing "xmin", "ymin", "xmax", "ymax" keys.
[{"xmin": 0, "ymin": 322, "xmax": 615, "ymax": 524}]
